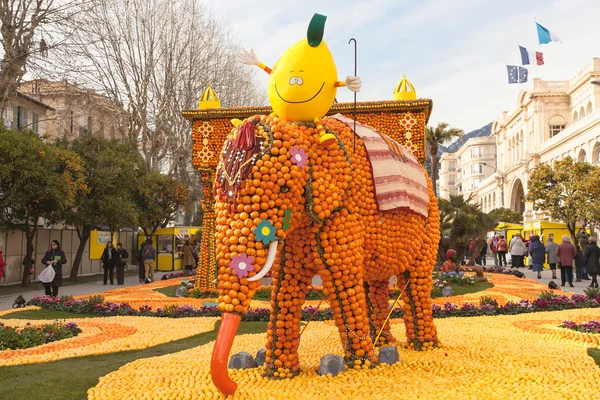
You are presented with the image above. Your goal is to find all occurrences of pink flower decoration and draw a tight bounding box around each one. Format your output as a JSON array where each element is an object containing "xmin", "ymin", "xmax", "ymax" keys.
[
  {"xmin": 289, "ymin": 146, "xmax": 308, "ymax": 168},
  {"xmin": 230, "ymin": 253, "xmax": 254, "ymax": 279}
]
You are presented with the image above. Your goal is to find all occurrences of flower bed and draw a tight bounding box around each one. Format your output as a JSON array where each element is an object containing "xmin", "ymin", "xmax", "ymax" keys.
[
  {"xmin": 29, "ymin": 291, "xmax": 600, "ymax": 321},
  {"xmin": 561, "ymin": 320, "xmax": 600, "ymax": 334},
  {"xmin": 88, "ymin": 308, "xmax": 600, "ymax": 400},
  {"xmin": 0, "ymin": 312, "xmax": 218, "ymax": 366},
  {"xmin": 80, "ymin": 273, "xmax": 557, "ymax": 314},
  {"xmin": 0, "ymin": 321, "xmax": 81, "ymax": 351}
]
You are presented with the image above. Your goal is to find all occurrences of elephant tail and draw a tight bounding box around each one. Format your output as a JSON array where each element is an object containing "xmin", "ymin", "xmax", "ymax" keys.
[{"xmin": 423, "ymin": 170, "xmax": 441, "ymax": 249}]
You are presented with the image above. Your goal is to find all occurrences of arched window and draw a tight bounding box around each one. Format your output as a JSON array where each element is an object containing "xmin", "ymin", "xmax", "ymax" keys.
[
  {"xmin": 573, "ymin": 111, "xmax": 579, "ymax": 122},
  {"xmin": 580, "ymin": 106, "xmax": 586, "ymax": 119},
  {"xmin": 593, "ymin": 142, "xmax": 600, "ymax": 164},
  {"xmin": 493, "ymin": 192, "xmax": 497, "ymax": 209},
  {"xmin": 578, "ymin": 149, "xmax": 587, "ymax": 163},
  {"xmin": 588, "ymin": 102, "xmax": 593, "ymax": 115},
  {"xmin": 549, "ymin": 115, "xmax": 567, "ymax": 138}
]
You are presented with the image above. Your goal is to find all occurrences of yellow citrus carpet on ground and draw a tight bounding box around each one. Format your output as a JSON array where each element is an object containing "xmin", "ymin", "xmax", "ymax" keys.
[
  {"xmin": 0, "ymin": 307, "xmax": 218, "ymax": 366},
  {"xmin": 88, "ymin": 308, "xmax": 600, "ymax": 400}
]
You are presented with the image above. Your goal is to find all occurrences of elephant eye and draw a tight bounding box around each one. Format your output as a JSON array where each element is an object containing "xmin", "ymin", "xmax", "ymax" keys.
[{"xmin": 280, "ymin": 184, "xmax": 290, "ymax": 193}]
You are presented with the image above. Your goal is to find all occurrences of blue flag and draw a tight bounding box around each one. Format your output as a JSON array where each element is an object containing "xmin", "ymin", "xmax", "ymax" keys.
[
  {"xmin": 507, "ymin": 66, "xmax": 518, "ymax": 83},
  {"xmin": 536, "ymin": 22, "xmax": 561, "ymax": 44},
  {"xmin": 519, "ymin": 46, "xmax": 530, "ymax": 65},
  {"xmin": 507, "ymin": 66, "xmax": 528, "ymax": 84},
  {"xmin": 518, "ymin": 66, "xmax": 528, "ymax": 83}
]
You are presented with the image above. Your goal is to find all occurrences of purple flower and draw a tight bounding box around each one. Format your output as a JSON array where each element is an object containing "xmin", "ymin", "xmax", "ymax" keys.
[
  {"xmin": 230, "ymin": 253, "xmax": 255, "ymax": 279},
  {"xmin": 289, "ymin": 146, "xmax": 308, "ymax": 168}
]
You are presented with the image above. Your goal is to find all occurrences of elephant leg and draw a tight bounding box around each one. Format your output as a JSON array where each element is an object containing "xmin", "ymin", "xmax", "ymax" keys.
[
  {"xmin": 263, "ymin": 238, "xmax": 314, "ymax": 379},
  {"xmin": 396, "ymin": 268, "xmax": 438, "ymax": 351},
  {"xmin": 365, "ymin": 279, "xmax": 397, "ymax": 346},
  {"xmin": 317, "ymin": 210, "xmax": 376, "ymax": 369}
]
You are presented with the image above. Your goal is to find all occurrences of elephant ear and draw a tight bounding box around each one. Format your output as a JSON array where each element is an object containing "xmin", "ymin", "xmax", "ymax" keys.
[{"xmin": 304, "ymin": 126, "xmax": 352, "ymax": 224}]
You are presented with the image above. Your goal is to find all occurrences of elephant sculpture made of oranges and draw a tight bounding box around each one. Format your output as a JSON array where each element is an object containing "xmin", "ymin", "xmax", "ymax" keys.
[{"xmin": 210, "ymin": 115, "xmax": 440, "ymax": 395}]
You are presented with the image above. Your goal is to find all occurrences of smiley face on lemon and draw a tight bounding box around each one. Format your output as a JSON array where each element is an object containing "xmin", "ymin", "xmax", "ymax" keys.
[{"xmin": 237, "ymin": 13, "xmax": 361, "ymax": 146}]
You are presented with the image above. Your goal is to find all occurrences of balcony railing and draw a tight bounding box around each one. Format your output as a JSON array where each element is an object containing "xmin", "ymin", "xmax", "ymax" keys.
[{"xmin": 541, "ymin": 108, "xmax": 600, "ymax": 151}]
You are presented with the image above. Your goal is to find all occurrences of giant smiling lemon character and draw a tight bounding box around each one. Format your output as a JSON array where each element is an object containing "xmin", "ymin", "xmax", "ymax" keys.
[{"xmin": 237, "ymin": 13, "xmax": 361, "ymax": 146}]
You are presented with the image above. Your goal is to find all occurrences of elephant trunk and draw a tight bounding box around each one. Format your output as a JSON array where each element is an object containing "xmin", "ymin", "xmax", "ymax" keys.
[{"xmin": 210, "ymin": 312, "xmax": 241, "ymax": 395}]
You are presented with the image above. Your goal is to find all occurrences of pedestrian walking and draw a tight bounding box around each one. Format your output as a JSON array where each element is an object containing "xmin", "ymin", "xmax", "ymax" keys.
[
  {"xmin": 509, "ymin": 233, "xmax": 526, "ymax": 268},
  {"xmin": 556, "ymin": 235, "xmax": 576, "ymax": 287},
  {"xmin": 529, "ymin": 235, "xmax": 545, "ymax": 279},
  {"xmin": 181, "ymin": 240, "xmax": 195, "ymax": 272},
  {"xmin": 101, "ymin": 241, "xmax": 116, "ymax": 285},
  {"xmin": 114, "ymin": 242, "xmax": 129, "ymax": 285},
  {"xmin": 0, "ymin": 244, "xmax": 6, "ymax": 280},
  {"xmin": 583, "ymin": 236, "xmax": 600, "ymax": 288},
  {"xmin": 490, "ymin": 235, "xmax": 499, "ymax": 267},
  {"xmin": 478, "ymin": 238, "xmax": 488, "ymax": 266},
  {"xmin": 142, "ymin": 239, "xmax": 156, "ymax": 283},
  {"xmin": 497, "ymin": 236, "xmax": 508, "ymax": 267},
  {"xmin": 41, "ymin": 240, "xmax": 67, "ymax": 297},
  {"xmin": 137, "ymin": 241, "xmax": 147, "ymax": 284},
  {"xmin": 546, "ymin": 235, "xmax": 559, "ymax": 280},
  {"xmin": 577, "ymin": 231, "xmax": 591, "ymax": 280}
]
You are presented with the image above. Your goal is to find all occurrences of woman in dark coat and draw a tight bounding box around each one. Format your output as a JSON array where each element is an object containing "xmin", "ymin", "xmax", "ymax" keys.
[
  {"xmin": 583, "ymin": 236, "xmax": 600, "ymax": 288},
  {"xmin": 41, "ymin": 240, "xmax": 67, "ymax": 297},
  {"xmin": 101, "ymin": 241, "xmax": 116, "ymax": 285},
  {"xmin": 113, "ymin": 242, "xmax": 129, "ymax": 285}
]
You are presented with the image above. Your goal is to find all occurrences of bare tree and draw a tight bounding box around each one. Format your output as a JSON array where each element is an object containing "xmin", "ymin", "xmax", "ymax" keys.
[
  {"xmin": 68, "ymin": 0, "xmax": 264, "ymax": 174},
  {"xmin": 0, "ymin": 0, "xmax": 96, "ymax": 115}
]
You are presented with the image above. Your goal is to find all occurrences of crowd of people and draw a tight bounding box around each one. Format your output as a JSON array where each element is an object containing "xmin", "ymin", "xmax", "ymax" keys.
[{"xmin": 482, "ymin": 231, "xmax": 600, "ymax": 288}]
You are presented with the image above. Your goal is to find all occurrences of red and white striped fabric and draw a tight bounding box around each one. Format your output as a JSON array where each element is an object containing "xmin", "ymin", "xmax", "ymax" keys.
[{"xmin": 331, "ymin": 114, "xmax": 429, "ymax": 218}]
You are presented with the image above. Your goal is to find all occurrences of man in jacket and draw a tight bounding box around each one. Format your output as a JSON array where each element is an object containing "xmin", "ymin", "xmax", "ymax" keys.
[
  {"xmin": 583, "ymin": 236, "xmax": 600, "ymax": 288},
  {"xmin": 142, "ymin": 239, "xmax": 156, "ymax": 283},
  {"xmin": 509, "ymin": 233, "xmax": 526, "ymax": 268},
  {"xmin": 556, "ymin": 235, "xmax": 576, "ymax": 287},
  {"xmin": 577, "ymin": 231, "xmax": 591, "ymax": 281}
]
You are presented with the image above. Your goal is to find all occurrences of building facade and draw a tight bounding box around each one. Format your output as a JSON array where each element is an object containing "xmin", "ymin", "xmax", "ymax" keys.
[
  {"xmin": 473, "ymin": 58, "xmax": 600, "ymax": 221},
  {"xmin": 438, "ymin": 136, "xmax": 497, "ymax": 201},
  {"xmin": 18, "ymin": 79, "xmax": 127, "ymax": 141},
  {"xmin": 1, "ymin": 92, "xmax": 54, "ymax": 135}
]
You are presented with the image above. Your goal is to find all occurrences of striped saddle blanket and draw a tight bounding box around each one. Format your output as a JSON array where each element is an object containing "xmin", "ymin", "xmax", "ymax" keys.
[{"xmin": 331, "ymin": 114, "xmax": 429, "ymax": 218}]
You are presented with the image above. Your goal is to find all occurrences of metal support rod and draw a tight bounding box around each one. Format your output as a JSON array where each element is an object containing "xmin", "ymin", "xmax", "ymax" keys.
[
  {"xmin": 348, "ymin": 38, "xmax": 357, "ymax": 154},
  {"xmin": 374, "ymin": 277, "xmax": 411, "ymax": 346}
]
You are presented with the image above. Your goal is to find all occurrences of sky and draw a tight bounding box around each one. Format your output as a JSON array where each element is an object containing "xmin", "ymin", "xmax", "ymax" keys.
[{"xmin": 203, "ymin": 0, "xmax": 600, "ymax": 134}]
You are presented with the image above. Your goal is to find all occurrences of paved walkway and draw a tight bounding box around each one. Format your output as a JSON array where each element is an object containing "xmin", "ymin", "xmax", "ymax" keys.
[{"xmin": 0, "ymin": 272, "xmax": 170, "ymax": 311}]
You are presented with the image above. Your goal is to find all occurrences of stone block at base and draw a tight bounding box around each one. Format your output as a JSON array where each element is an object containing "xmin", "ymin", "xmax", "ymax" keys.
[
  {"xmin": 379, "ymin": 346, "xmax": 399, "ymax": 365},
  {"xmin": 318, "ymin": 354, "xmax": 345, "ymax": 377},
  {"xmin": 228, "ymin": 352, "xmax": 257, "ymax": 369},
  {"xmin": 255, "ymin": 349, "xmax": 266, "ymax": 367}
]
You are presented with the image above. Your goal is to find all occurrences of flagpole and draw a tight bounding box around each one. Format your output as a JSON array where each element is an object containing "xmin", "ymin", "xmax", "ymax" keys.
[
  {"xmin": 533, "ymin": 17, "xmax": 538, "ymax": 79},
  {"xmin": 504, "ymin": 61, "xmax": 508, "ymax": 112},
  {"xmin": 516, "ymin": 41, "xmax": 521, "ymax": 92}
]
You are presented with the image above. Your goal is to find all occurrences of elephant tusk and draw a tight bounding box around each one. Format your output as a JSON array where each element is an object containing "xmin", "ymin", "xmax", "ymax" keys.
[{"xmin": 247, "ymin": 241, "xmax": 278, "ymax": 281}]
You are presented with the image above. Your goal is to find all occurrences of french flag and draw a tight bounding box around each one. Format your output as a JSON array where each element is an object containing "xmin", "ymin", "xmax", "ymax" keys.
[{"xmin": 519, "ymin": 46, "xmax": 544, "ymax": 66}]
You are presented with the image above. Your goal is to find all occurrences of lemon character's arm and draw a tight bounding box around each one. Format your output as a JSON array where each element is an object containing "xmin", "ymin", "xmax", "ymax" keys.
[
  {"xmin": 236, "ymin": 48, "xmax": 272, "ymax": 75},
  {"xmin": 337, "ymin": 76, "xmax": 362, "ymax": 92}
]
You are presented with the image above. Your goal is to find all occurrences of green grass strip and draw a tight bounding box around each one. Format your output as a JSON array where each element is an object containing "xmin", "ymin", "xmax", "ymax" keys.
[{"xmin": 0, "ymin": 320, "xmax": 267, "ymax": 400}]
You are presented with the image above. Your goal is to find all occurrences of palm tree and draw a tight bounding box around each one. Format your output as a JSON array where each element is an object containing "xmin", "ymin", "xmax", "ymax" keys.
[
  {"xmin": 426, "ymin": 122, "xmax": 464, "ymax": 196},
  {"xmin": 438, "ymin": 194, "xmax": 498, "ymax": 264}
]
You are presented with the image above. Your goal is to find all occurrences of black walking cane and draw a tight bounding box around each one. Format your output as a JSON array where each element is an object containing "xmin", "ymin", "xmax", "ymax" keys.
[{"xmin": 348, "ymin": 38, "xmax": 357, "ymax": 154}]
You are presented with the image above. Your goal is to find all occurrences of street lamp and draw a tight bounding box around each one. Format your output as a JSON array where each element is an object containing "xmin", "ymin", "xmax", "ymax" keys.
[{"xmin": 481, "ymin": 162, "xmax": 505, "ymax": 208}]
